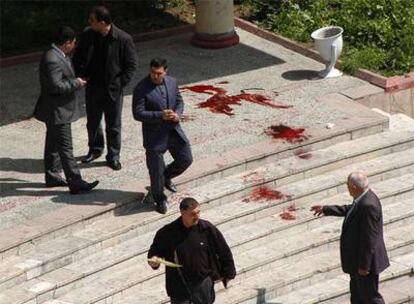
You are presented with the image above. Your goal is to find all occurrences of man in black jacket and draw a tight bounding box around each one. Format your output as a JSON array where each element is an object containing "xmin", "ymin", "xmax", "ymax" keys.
[
  {"xmin": 34, "ymin": 26, "xmax": 99, "ymax": 194},
  {"xmin": 148, "ymin": 197, "xmax": 236, "ymax": 304},
  {"xmin": 311, "ymin": 171, "xmax": 389, "ymax": 304},
  {"xmin": 73, "ymin": 6, "xmax": 137, "ymax": 170}
]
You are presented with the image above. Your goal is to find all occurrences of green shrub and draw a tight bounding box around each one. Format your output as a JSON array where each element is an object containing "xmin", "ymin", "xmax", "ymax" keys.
[{"xmin": 243, "ymin": 0, "xmax": 414, "ymax": 76}]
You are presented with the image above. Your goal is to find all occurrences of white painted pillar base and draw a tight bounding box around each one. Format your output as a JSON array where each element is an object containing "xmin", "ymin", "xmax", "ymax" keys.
[{"xmin": 192, "ymin": 0, "xmax": 239, "ymax": 49}]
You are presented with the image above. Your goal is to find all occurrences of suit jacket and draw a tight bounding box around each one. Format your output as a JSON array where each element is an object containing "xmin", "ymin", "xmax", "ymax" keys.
[
  {"xmin": 72, "ymin": 24, "xmax": 137, "ymax": 101},
  {"xmin": 132, "ymin": 75, "xmax": 189, "ymax": 151},
  {"xmin": 34, "ymin": 47, "xmax": 81, "ymax": 125},
  {"xmin": 323, "ymin": 189, "xmax": 390, "ymax": 275}
]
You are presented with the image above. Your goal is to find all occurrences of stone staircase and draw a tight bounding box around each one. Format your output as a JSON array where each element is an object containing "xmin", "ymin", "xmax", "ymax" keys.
[{"xmin": 0, "ymin": 112, "xmax": 413, "ymax": 304}]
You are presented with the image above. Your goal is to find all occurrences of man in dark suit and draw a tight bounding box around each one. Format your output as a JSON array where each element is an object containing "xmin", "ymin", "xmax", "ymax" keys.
[
  {"xmin": 34, "ymin": 26, "xmax": 99, "ymax": 194},
  {"xmin": 73, "ymin": 6, "xmax": 137, "ymax": 170},
  {"xmin": 311, "ymin": 172, "xmax": 389, "ymax": 304},
  {"xmin": 132, "ymin": 58, "xmax": 193, "ymax": 214}
]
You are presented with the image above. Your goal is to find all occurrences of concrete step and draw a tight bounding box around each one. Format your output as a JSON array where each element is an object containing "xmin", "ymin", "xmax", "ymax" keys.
[
  {"xmin": 331, "ymin": 275, "xmax": 414, "ymax": 304},
  {"xmin": 28, "ymin": 198, "xmax": 414, "ymax": 304},
  {"xmin": 1, "ymin": 141, "xmax": 413, "ymax": 293},
  {"xmin": 0, "ymin": 151, "xmax": 413, "ymax": 303},
  {"xmin": 0, "ymin": 105, "xmax": 393, "ymax": 260},
  {"xmin": 116, "ymin": 248, "xmax": 414, "ymax": 304},
  {"xmin": 267, "ymin": 251, "xmax": 414, "ymax": 304}
]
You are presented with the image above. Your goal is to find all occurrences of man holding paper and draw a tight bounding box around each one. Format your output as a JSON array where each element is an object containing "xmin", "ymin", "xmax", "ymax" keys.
[{"xmin": 147, "ymin": 197, "xmax": 236, "ymax": 304}]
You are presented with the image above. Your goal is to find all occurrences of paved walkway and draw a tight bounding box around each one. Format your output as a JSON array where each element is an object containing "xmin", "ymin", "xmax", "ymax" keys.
[{"xmin": 0, "ymin": 27, "xmax": 379, "ymax": 233}]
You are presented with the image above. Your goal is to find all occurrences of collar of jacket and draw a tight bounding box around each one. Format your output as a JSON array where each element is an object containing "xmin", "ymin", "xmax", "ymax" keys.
[
  {"xmin": 108, "ymin": 24, "xmax": 121, "ymax": 39},
  {"xmin": 85, "ymin": 24, "xmax": 121, "ymax": 40},
  {"xmin": 175, "ymin": 217, "xmax": 209, "ymax": 232},
  {"xmin": 354, "ymin": 188, "xmax": 370, "ymax": 205}
]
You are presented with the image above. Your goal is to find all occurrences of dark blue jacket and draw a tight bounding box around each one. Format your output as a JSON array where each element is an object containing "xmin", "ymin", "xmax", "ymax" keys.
[{"xmin": 132, "ymin": 75, "xmax": 189, "ymax": 151}]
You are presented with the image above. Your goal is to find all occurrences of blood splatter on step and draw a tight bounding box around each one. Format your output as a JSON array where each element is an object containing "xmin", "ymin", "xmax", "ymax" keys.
[
  {"xmin": 265, "ymin": 124, "xmax": 309, "ymax": 143},
  {"xmin": 181, "ymin": 84, "xmax": 291, "ymax": 116},
  {"xmin": 237, "ymin": 93, "xmax": 291, "ymax": 109},
  {"xmin": 294, "ymin": 148, "xmax": 312, "ymax": 159},
  {"xmin": 280, "ymin": 211, "xmax": 296, "ymax": 220},
  {"xmin": 287, "ymin": 203, "xmax": 298, "ymax": 212},
  {"xmin": 198, "ymin": 93, "xmax": 242, "ymax": 116},
  {"xmin": 242, "ymin": 172, "xmax": 264, "ymax": 183},
  {"xmin": 242, "ymin": 186, "xmax": 288, "ymax": 203},
  {"xmin": 280, "ymin": 203, "xmax": 299, "ymax": 221},
  {"xmin": 181, "ymin": 85, "xmax": 226, "ymax": 95},
  {"xmin": 216, "ymin": 80, "xmax": 229, "ymax": 84}
]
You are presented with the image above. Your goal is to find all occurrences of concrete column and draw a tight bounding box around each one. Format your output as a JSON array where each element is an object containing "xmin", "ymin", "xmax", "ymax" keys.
[{"xmin": 192, "ymin": 0, "xmax": 239, "ymax": 49}]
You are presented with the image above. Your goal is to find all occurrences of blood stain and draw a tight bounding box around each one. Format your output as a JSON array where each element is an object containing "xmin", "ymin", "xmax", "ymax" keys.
[
  {"xmin": 243, "ymin": 186, "xmax": 287, "ymax": 203},
  {"xmin": 279, "ymin": 203, "xmax": 299, "ymax": 220},
  {"xmin": 280, "ymin": 211, "xmax": 296, "ymax": 220},
  {"xmin": 265, "ymin": 124, "xmax": 309, "ymax": 143},
  {"xmin": 198, "ymin": 93, "xmax": 242, "ymax": 116},
  {"xmin": 181, "ymin": 84, "xmax": 291, "ymax": 116},
  {"xmin": 181, "ymin": 85, "xmax": 226, "ymax": 95},
  {"xmin": 294, "ymin": 148, "xmax": 312, "ymax": 159},
  {"xmin": 242, "ymin": 172, "xmax": 263, "ymax": 183}
]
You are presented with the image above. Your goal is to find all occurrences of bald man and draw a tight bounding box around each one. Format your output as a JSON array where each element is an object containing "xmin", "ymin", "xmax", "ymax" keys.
[{"xmin": 311, "ymin": 172, "xmax": 389, "ymax": 304}]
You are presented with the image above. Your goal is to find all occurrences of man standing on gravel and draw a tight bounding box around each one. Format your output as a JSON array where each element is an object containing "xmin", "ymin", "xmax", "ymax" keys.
[
  {"xmin": 311, "ymin": 171, "xmax": 389, "ymax": 304},
  {"xmin": 147, "ymin": 197, "xmax": 236, "ymax": 304}
]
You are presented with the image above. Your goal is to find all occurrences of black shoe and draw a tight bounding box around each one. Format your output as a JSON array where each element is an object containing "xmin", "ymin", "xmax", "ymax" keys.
[
  {"xmin": 69, "ymin": 180, "xmax": 99, "ymax": 195},
  {"xmin": 165, "ymin": 179, "xmax": 177, "ymax": 193},
  {"xmin": 81, "ymin": 151, "xmax": 102, "ymax": 163},
  {"xmin": 106, "ymin": 160, "xmax": 122, "ymax": 171},
  {"xmin": 45, "ymin": 178, "xmax": 68, "ymax": 187},
  {"xmin": 155, "ymin": 200, "xmax": 168, "ymax": 214}
]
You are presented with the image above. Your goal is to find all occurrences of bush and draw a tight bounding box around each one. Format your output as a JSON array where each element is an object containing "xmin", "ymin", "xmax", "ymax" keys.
[{"xmin": 243, "ymin": 0, "xmax": 414, "ymax": 76}]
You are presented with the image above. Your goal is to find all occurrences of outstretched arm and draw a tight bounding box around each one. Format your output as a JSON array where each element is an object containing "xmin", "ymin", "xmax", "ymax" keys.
[{"xmin": 311, "ymin": 204, "xmax": 352, "ymax": 217}]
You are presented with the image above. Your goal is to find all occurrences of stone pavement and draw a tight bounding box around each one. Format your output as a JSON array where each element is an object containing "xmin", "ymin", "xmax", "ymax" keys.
[
  {"xmin": 0, "ymin": 27, "xmax": 379, "ymax": 230},
  {"xmin": 0, "ymin": 27, "xmax": 413, "ymax": 303}
]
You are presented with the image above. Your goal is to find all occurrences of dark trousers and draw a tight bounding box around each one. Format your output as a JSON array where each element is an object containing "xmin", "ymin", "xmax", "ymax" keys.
[
  {"xmin": 146, "ymin": 131, "xmax": 193, "ymax": 203},
  {"xmin": 350, "ymin": 273, "xmax": 385, "ymax": 304},
  {"xmin": 171, "ymin": 276, "xmax": 215, "ymax": 304},
  {"xmin": 85, "ymin": 86, "xmax": 123, "ymax": 161},
  {"xmin": 44, "ymin": 123, "xmax": 81, "ymax": 184}
]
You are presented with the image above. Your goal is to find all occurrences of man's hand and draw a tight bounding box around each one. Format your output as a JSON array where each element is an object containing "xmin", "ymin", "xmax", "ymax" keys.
[
  {"xmin": 358, "ymin": 268, "xmax": 370, "ymax": 276},
  {"xmin": 170, "ymin": 112, "xmax": 180, "ymax": 123},
  {"xmin": 77, "ymin": 78, "xmax": 87, "ymax": 87},
  {"xmin": 310, "ymin": 205, "xmax": 324, "ymax": 216},
  {"xmin": 223, "ymin": 278, "xmax": 231, "ymax": 289},
  {"xmin": 162, "ymin": 110, "xmax": 179, "ymax": 122},
  {"xmin": 148, "ymin": 256, "xmax": 161, "ymax": 269}
]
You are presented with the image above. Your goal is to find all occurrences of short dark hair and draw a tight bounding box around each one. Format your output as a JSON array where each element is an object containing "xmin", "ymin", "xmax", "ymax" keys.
[
  {"xmin": 150, "ymin": 57, "xmax": 168, "ymax": 70},
  {"xmin": 53, "ymin": 26, "xmax": 76, "ymax": 45},
  {"xmin": 90, "ymin": 6, "xmax": 112, "ymax": 24},
  {"xmin": 179, "ymin": 197, "xmax": 200, "ymax": 211}
]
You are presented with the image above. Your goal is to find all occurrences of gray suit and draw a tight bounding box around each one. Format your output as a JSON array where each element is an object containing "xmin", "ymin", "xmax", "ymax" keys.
[{"xmin": 34, "ymin": 46, "xmax": 83, "ymax": 184}]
